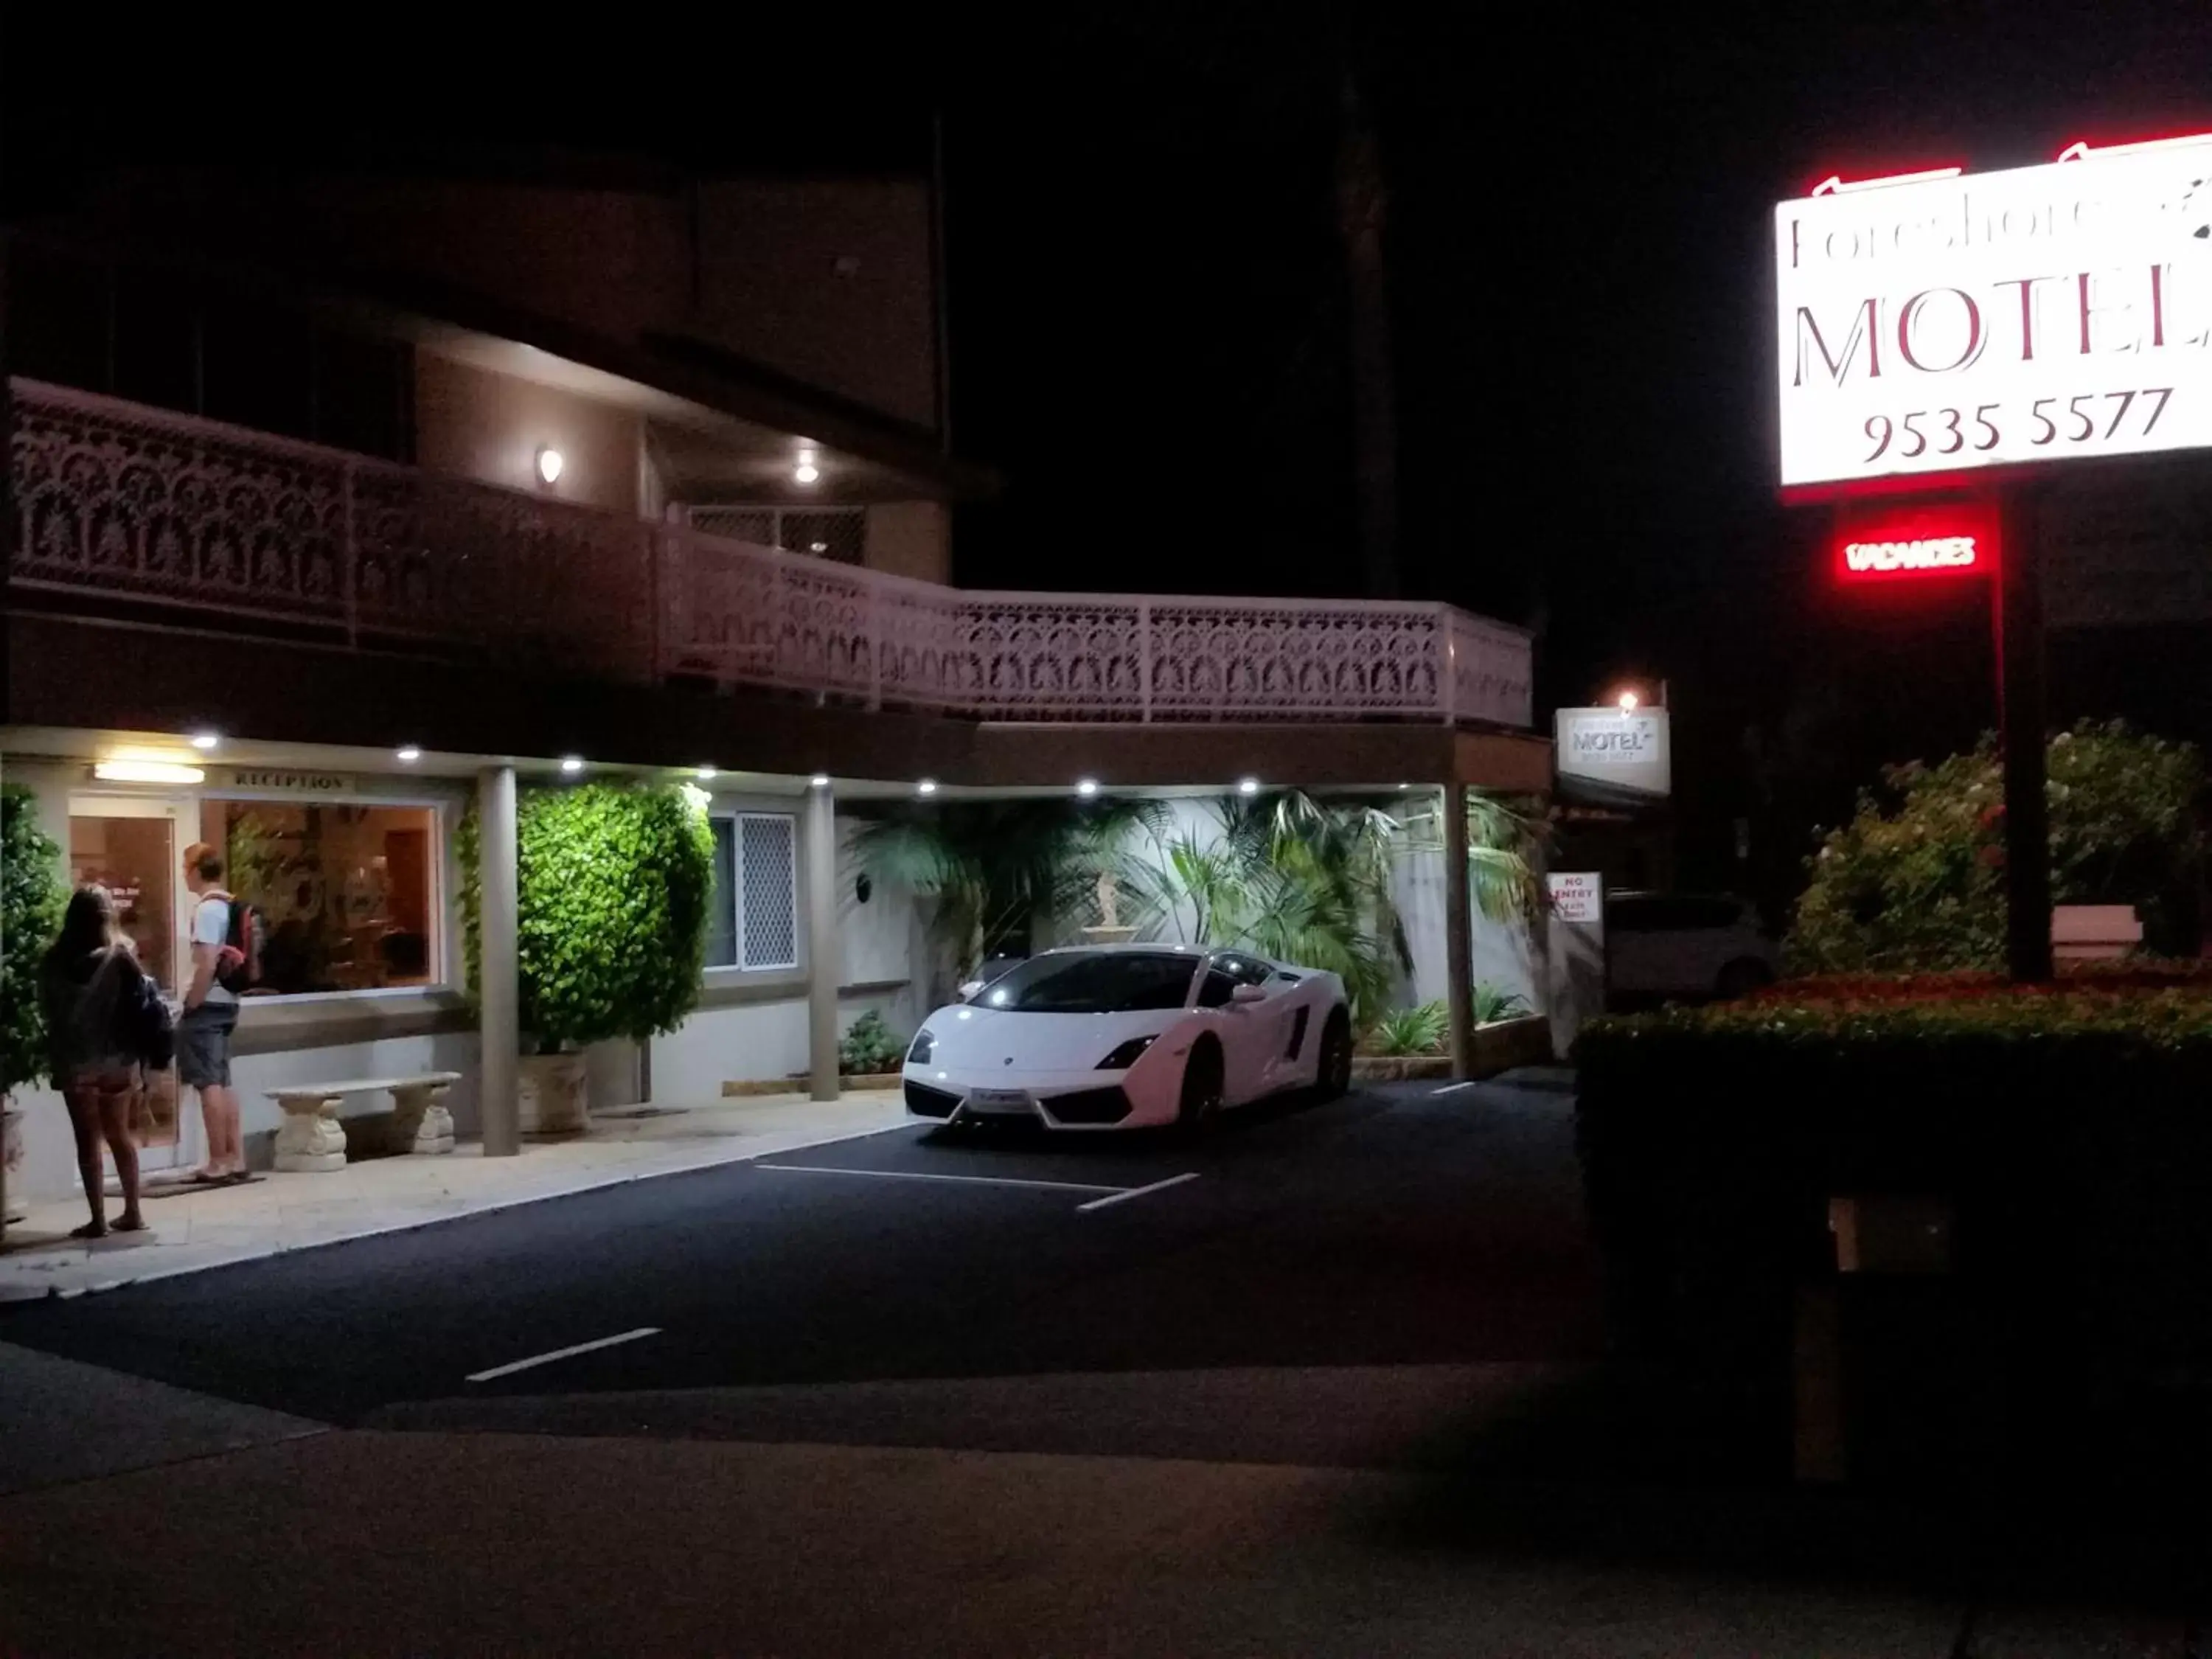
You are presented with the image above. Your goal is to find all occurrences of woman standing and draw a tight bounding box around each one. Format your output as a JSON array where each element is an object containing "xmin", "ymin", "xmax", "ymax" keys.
[{"xmin": 40, "ymin": 885, "xmax": 167, "ymax": 1238}]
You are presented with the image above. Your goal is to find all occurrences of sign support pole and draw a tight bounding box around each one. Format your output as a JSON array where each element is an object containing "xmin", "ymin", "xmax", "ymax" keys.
[{"xmin": 1994, "ymin": 487, "xmax": 2052, "ymax": 983}]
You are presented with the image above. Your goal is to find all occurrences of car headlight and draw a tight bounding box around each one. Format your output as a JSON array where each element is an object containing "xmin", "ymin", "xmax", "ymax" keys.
[
  {"xmin": 1096, "ymin": 1034, "xmax": 1158, "ymax": 1071},
  {"xmin": 907, "ymin": 1030, "xmax": 936, "ymax": 1065}
]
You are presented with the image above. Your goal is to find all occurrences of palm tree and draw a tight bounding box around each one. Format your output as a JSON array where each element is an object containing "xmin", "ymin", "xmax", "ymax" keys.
[
  {"xmin": 1335, "ymin": 69, "xmax": 1398, "ymax": 599},
  {"xmin": 1121, "ymin": 789, "xmax": 1413, "ymax": 1026},
  {"xmin": 850, "ymin": 798, "xmax": 1165, "ymax": 989}
]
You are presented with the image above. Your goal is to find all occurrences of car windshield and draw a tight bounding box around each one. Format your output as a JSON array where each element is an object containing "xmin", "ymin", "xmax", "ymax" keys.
[{"xmin": 973, "ymin": 953, "xmax": 1197, "ymax": 1013}]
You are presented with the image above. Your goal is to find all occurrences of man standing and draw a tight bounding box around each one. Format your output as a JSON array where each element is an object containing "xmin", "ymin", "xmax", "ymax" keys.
[{"xmin": 180, "ymin": 843, "xmax": 246, "ymax": 1183}]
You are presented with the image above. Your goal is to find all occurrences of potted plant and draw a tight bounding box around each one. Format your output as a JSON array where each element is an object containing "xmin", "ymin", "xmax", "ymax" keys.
[
  {"xmin": 463, "ymin": 782, "xmax": 715, "ymax": 1134},
  {"xmin": 2, "ymin": 785, "xmax": 66, "ymax": 1229}
]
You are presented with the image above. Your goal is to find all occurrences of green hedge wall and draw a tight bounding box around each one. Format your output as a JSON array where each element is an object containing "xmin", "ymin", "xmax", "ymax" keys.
[
  {"xmin": 462, "ymin": 782, "xmax": 717, "ymax": 1051},
  {"xmin": 2, "ymin": 785, "xmax": 67, "ymax": 1096},
  {"xmin": 1574, "ymin": 988, "xmax": 2212, "ymax": 1386}
]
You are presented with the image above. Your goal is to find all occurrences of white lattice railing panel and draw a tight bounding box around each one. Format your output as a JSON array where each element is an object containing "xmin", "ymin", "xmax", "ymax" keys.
[
  {"xmin": 13, "ymin": 386, "xmax": 352, "ymax": 624},
  {"xmin": 9, "ymin": 379, "xmax": 1534, "ymax": 729}
]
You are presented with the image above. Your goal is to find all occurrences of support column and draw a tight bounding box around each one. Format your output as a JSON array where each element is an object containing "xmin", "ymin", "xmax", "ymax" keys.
[
  {"xmin": 478, "ymin": 766, "xmax": 521, "ymax": 1156},
  {"xmin": 1441, "ymin": 782, "xmax": 1475, "ymax": 1079},
  {"xmin": 804, "ymin": 780, "xmax": 841, "ymax": 1103}
]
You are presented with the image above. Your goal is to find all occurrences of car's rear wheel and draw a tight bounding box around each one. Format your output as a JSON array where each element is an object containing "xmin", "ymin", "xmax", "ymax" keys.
[
  {"xmin": 1177, "ymin": 1040, "xmax": 1224, "ymax": 1134},
  {"xmin": 1315, "ymin": 1007, "xmax": 1353, "ymax": 1102}
]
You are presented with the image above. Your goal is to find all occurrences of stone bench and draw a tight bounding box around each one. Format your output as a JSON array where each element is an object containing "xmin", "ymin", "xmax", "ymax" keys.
[{"xmin": 266, "ymin": 1073, "xmax": 463, "ymax": 1172}]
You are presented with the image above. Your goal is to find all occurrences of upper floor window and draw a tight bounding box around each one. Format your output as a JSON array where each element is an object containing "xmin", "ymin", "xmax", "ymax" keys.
[
  {"xmin": 7, "ymin": 241, "xmax": 416, "ymax": 464},
  {"xmin": 688, "ymin": 505, "xmax": 866, "ymax": 566}
]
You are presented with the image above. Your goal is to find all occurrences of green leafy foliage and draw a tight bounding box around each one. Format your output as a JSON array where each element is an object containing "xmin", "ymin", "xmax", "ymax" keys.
[
  {"xmin": 1367, "ymin": 1001, "xmax": 1447, "ymax": 1055},
  {"xmin": 461, "ymin": 782, "xmax": 715, "ymax": 1051},
  {"xmin": 1472, "ymin": 982, "xmax": 1531, "ymax": 1025},
  {"xmin": 838, "ymin": 1009, "xmax": 909, "ymax": 1075},
  {"xmin": 851, "ymin": 799, "xmax": 1166, "ymax": 980},
  {"xmin": 1121, "ymin": 790, "xmax": 1411, "ymax": 1026},
  {"xmin": 1582, "ymin": 980, "xmax": 2212, "ymax": 1058},
  {"xmin": 1789, "ymin": 721, "xmax": 2204, "ymax": 973},
  {"xmin": 1575, "ymin": 978, "xmax": 2212, "ymax": 1371},
  {"xmin": 1, "ymin": 785, "xmax": 67, "ymax": 1096}
]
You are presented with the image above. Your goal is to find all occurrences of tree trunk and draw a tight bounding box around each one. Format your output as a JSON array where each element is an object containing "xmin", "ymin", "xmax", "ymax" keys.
[{"xmin": 1335, "ymin": 73, "xmax": 1399, "ymax": 600}]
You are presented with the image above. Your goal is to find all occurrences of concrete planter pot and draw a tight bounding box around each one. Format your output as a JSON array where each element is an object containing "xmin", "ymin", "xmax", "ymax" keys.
[
  {"xmin": 1470, "ymin": 1014, "xmax": 1554, "ymax": 1077},
  {"xmin": 517, "ymin": 1052, "xmax": 590, "ymax": 1136},
  {"xmin": 1, "ymin": 1105, "xmax": 24, "ymax": 1226}
]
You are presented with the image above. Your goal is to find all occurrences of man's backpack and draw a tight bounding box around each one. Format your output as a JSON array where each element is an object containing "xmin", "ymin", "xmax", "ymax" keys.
[
  {"xmin": 124, "ymin": 962, "xmax": 176, "ymax": 1071},
  {"xmin": 207, "ymin": 890, "xmax": 267, "ymax": 995}
]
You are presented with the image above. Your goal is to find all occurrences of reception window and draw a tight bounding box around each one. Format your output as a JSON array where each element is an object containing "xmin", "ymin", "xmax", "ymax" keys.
[{"xmin": 198, "ymin": 799, "xmax": 442, "ymax": 994}]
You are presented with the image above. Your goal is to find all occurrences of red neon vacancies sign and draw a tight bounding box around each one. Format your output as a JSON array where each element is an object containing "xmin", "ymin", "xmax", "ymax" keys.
[{"xmin": 1833, "ymin": 500, "xmax": 1998, "ymax": 582}]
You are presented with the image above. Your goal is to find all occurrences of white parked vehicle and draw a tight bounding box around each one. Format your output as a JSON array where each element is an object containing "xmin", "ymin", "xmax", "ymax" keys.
[
  {"xmin": 1605, "ymin": 891, "xmax": 1780, "ymax": 1003},
  {"xmin": 902, "ymin": 944, "xmax": 1353, "ymax": 1132}
]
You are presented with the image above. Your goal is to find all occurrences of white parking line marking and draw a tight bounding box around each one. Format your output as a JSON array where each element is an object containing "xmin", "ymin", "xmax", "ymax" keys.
[
  {"xmin": 1076, "ymin": 1172, "xmax": 1202, "ymax": 1212},
  {"xmin": 1430, "ymin": 1080, "xmax": 1480, "ymax": 1096},
  {"xmin": 754, "ymin": 1164, "xmax": 1127, "ymax": 1194},
  {"xmin": 467, "ymin": 1326, "xmax": 661, "ymax": 1383}
]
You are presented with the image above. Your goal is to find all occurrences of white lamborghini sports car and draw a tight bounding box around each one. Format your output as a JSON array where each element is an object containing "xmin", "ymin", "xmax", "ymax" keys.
[{"xmin": 902, "ymin": 944, "xmax": 1353, "ymax": 1131}]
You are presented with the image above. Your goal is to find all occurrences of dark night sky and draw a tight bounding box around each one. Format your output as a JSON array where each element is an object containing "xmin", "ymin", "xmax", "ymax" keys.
[{"xmin": 7, "ymin": 4, "xmax": 2212, "ymax": 891}]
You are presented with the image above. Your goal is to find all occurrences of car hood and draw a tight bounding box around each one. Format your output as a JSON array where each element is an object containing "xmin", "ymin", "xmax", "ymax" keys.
[{"xmin": 913, "ymin": 1004, "xmax": 1180, "ymax": 1074}]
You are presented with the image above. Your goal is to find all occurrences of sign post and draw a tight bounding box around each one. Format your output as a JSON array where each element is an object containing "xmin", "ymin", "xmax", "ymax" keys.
[{"xmin": 1996, "ymin": 491, "xmax": 2053, "ymax": 981}]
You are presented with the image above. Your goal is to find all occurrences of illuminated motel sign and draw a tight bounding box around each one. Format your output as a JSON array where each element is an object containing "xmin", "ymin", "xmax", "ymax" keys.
[
  {"xmin": 1765, "ymin": 133, "xmax": 2212, "ymax": 979},
  {"xmin": 1776, "ymin": 133, "xmax": 2212, "ymax": 493}
]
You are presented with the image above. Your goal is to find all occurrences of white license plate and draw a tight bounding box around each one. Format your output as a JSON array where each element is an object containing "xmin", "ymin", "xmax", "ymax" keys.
[{"xmin": 965, "ymin": 1089, "xmax": 1032, "ymax": 1110}]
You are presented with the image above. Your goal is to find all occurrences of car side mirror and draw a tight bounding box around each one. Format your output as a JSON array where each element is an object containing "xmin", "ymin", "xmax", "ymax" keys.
[
  {"xmin": 959, "ymin": 980, "xmax": 984, "ymax": 1001},
  {"xmin": 1230, "ymin": 984, "xmax": 1267, "ymax": 1005}
]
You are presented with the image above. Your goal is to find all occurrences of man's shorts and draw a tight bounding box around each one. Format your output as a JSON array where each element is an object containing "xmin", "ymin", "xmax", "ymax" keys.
[{"xmin": 178, "ymin": 1002, "xmax": 239, "ymax": 1088}]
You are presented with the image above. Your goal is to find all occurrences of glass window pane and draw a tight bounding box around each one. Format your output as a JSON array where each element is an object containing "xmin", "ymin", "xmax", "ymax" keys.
[
  {"xmin": 739, "ymin": 815, "xmax": 798, "ymax": 970},
  {"xmin": 704, "ymin": 818, "xmax": 738, "ymax": 969},
  {"xmin": 200, "ymin": 800, "xmax": 441, "ymax": 994},
  {"xmin": 69, "ymin": 814, "xmax": 177, "ymax": 992}
]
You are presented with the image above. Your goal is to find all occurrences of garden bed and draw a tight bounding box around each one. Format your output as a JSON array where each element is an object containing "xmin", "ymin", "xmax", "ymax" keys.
[
  {"xmin": 720, "ymin": 1073, "xmax": 902, "ymax": 1098},
  {"xmin": 1354, "ymin": 1013, "xmax": 1554, "ymax": 1082}
]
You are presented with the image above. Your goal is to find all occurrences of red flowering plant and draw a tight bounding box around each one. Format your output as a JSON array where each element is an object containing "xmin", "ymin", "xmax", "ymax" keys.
[{"xmin": 1787, "ymin": 722, "xmax": 2205, "ymax": 974}]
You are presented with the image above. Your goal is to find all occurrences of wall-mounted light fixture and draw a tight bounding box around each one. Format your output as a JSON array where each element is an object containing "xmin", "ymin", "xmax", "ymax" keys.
[
  {"xmin": 536, "ymin": 446, "xmax": 566, "ymax": 487},
  {"xmin": 94, "ymin": 759, "xmax": 205, "ymax": 785},
  {"xmin": 793, "ymin": 448, "xmax": 821, "ymax": 486}
]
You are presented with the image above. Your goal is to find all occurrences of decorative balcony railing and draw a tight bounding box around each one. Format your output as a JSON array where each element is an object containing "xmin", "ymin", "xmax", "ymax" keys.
[{"xmin": 7, "ymin": 379, "xmax": 1533, "ymax": 728}]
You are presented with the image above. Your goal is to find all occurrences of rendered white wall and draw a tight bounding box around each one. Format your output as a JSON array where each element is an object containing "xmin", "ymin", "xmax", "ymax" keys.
[{"xmin": 14, "ymin": 1029, "xmax": 482, "ymax": 1205}]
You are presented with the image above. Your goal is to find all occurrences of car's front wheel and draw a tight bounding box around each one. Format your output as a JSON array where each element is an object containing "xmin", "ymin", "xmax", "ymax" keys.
[
  {"xmin": 1315, "ymin": 1007, "xmax": 1353, "ymax": 1102},
  {"xmin": 1177, "ymin": 1040, "xmax": 1224, "ymax": 1134}
]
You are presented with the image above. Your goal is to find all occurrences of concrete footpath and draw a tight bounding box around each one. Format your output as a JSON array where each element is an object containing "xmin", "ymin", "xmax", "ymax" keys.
[{"xmin": 0, "ymin": 1092, "xmax": 906, "ymax": 1302}]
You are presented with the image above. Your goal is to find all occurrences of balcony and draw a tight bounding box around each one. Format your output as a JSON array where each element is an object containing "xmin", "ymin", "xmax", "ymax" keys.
[{"xmin": 7, "ymin": 380, "xmax": 1532, "ymax": 728}]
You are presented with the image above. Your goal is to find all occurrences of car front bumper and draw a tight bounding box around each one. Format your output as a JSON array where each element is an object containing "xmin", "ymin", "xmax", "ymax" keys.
[{"xmin": 901, "ymin": 1062, "xmax": 1178, "ymax": 1130}]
